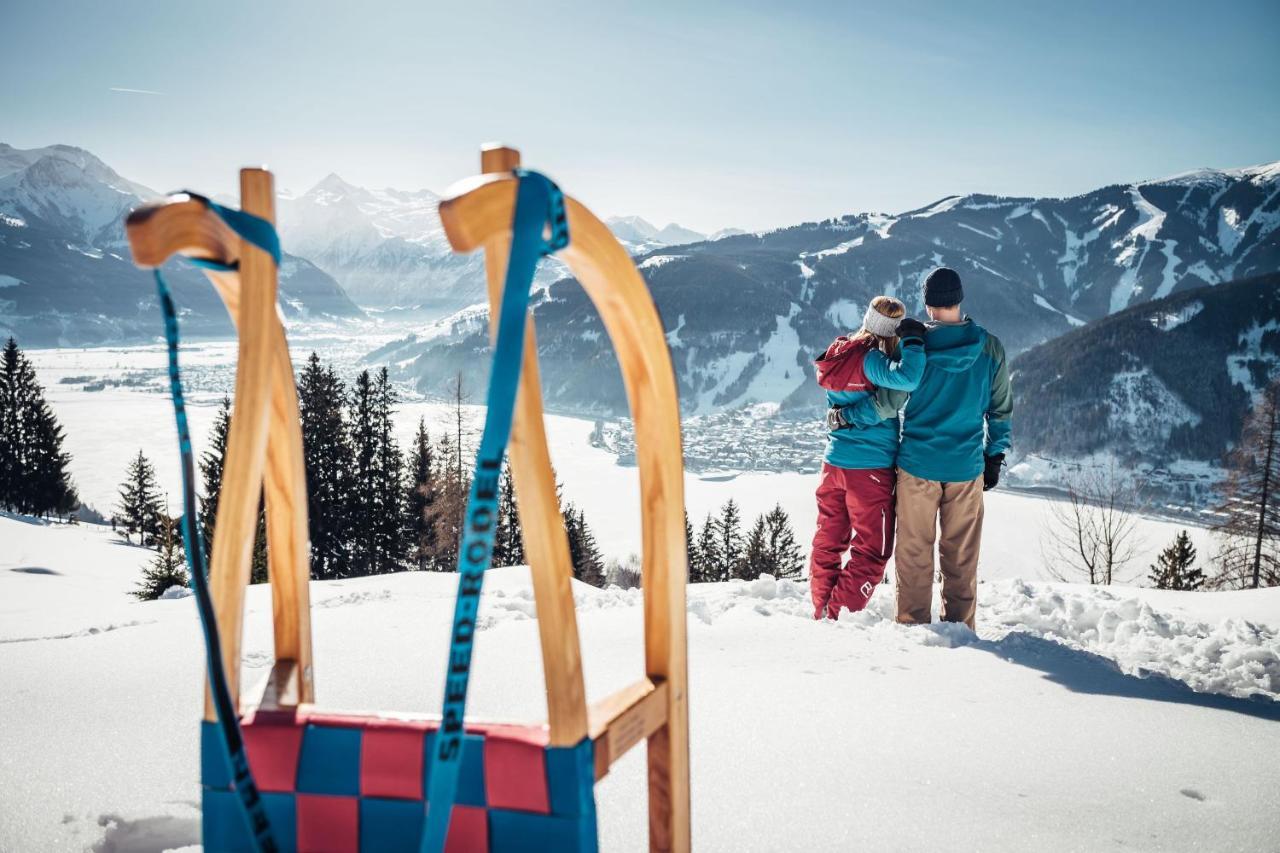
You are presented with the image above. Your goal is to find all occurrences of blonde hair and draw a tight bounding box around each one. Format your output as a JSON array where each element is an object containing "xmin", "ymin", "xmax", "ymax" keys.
[{"xmin": 852, "ymin": 295, "xmax": 905, "ymax": 353}]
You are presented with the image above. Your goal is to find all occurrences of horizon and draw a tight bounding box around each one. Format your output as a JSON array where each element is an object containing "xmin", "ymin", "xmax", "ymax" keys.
[
  {"xmin": 5, "ymin": 136, "xmax": 1277, "ymax": 237},
  {"xmin": 4, "ymin": 1, "xmax": 1278, "ymax": 232}
]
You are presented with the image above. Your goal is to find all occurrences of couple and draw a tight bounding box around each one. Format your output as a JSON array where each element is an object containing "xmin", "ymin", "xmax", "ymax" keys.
[{"xmin": 809, "ymin": 267, "xmax": 1013, "ymax": 628}]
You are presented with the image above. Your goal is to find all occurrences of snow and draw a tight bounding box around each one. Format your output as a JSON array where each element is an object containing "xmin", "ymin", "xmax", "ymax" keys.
[
  {"xmin": 801, "ymin": 236, "xmax": 863, "ymax": 260},
  {"xmin": 957, "ymin": 222, "xmax": 1000, "ymax": 240},
  {"xmin": 824, "ymin": 297, "xmax": 864, "ymax": 330},
  {"xmin": 794, "ymin": 259, "xmax": 815, "ymax": 280},
  {"xmin": 1227, "ymin": 318, "xmax": 1280, "ymax": 395},
  {"xmin": 1149, "ymin": 300, "xmax": 1203, "ymax": 331},
  {"xmin": 637, "ymin": 254, "xmax": 684, "ymax": 270},
  {"xmin": 910, "ymin": 195, "xmax": 963, "ymax": 218},
  {"xmin": 1110, "ymin": 188, "xmax": 1168, "ymax": 312},
  {"xmin": 0, "ymin": 274, "xmax": 23, "ymax": 288},
  {"xmin": 1032, "ymin": 293, "xmax": 1086, "ymax": 327},
  {"xmin": 1106, "ymin": 368, "xmax": 1201, "ymax": 450},
  {"xmin": 2, "ymin": 514, "xmax": 1278, "ymax": 851}
]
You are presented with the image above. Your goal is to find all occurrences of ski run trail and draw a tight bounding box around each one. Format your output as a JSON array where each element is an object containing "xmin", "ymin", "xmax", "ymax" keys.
[{"xmin": 2, "ymin": 514, "xmax": 1278, "ymax": 852}]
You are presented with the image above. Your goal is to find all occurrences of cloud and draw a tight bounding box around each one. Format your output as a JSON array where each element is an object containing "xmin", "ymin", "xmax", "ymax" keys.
[{"xmin": 109, "ymin": 87, "xmax": 164, "ymax": 96}]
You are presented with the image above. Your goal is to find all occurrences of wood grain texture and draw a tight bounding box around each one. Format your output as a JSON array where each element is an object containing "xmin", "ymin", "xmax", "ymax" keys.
[
  {"xmin": 438, "ymin": 171, "xmax": 692, "ymax": 852},
  {"xmin": 124, "ymin": 173, "xmax": 314, "ymax": 722},
  {"xmin": 588, "ymin": 678, "xmax": 668, "ymax": 780},
  {"xmin": 478, "ymin": 146, "xmax": 589, "ymax": 747}
]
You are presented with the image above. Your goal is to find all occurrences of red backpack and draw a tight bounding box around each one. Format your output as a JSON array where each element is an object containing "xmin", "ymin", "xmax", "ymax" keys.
[{"xmin": 814, "ymin": 335, "xmax": 877, "ymax": 393}]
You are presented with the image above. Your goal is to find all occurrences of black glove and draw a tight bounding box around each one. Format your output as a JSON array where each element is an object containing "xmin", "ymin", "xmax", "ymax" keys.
[
  {"xmin": 896, "ymin": 317, "xmax": 928, "ymax": 343},
  {"xmin": 983, "ymin": 453, "xmax": 1005, "ymax": 491},
  {"xmin": 826, "ymin": 405, "xmax": 852, "ymax": 431}
]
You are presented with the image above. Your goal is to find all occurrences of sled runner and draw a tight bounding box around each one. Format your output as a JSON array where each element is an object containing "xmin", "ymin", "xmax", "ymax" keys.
[{"xmin": 124, "ymin": 147, "xmax": 690, "ymax": 852}]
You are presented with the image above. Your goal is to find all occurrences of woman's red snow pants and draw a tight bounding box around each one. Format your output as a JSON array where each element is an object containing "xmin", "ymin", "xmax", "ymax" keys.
[{"xmin": 809, "ymin": 463, "xmax": 896, "ymax": 619}]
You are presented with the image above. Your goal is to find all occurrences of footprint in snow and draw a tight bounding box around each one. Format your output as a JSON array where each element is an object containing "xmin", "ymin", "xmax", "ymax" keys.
[{"xmin": 1180, "ymin": 788, "xmax": 1206, "ymax": 802}]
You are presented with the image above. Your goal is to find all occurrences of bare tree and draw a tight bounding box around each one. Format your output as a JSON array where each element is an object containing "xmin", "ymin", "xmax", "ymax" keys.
[
  {"xmin": 1043, "ymin": 463, "xmax": 1145, "ymax": 585},
  {"xmin": 1210, "ymin": 379, "xmax": 1280, "ymax": 589}
]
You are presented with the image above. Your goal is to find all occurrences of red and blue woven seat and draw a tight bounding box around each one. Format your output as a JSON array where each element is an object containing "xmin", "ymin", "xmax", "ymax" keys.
[{"xmin": 201, "ymin": 709, "xmax": 597, "ymax": 852}]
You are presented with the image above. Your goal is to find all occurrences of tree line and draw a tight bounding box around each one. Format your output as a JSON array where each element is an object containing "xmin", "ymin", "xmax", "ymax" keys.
[
  {"xmin": 0, "ymin": 338, "xmax": 78, "ymax": 518},
  {"xmin": 687, "ymin": 498, "xmax": 804, "ymax": 582},
  {"xmin": 122, "ymin": 354, "xmax": 608, "ymax": 598}
]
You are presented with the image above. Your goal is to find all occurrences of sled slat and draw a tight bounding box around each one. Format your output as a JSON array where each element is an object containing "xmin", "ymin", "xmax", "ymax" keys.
[
  {"xmin": 479, "ymin": 146, "xmax": 589, "ymax": 748},
  {"xmin": 588, "ymin": 679, "xmax": 668, "ymax": 780},
  {"xmin": 252, "ymin": 658, "xmax": 302, "ymax": 712}
]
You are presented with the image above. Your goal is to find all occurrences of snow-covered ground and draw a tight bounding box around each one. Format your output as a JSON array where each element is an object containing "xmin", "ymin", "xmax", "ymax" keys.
[{"xmin": 2, "ymin": 515, "xmax": 1278, "ymax": 852}]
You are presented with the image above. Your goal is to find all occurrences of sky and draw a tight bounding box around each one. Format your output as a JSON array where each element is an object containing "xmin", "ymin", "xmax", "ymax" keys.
[{"xmin": 3, "ymin": 0, "xmax": 1278, "ymax": 233}]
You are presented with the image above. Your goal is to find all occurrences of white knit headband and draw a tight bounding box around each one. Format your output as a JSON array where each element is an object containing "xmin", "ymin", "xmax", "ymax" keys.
[{"xmin": 862, "ymin": 304, "xmax": 901, "ymax": 338}]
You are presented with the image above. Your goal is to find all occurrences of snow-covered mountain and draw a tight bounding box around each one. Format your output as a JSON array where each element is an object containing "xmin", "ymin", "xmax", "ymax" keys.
[
  {"xmin": 1010, "ymin": 271, "xmax": 1280, "ymax": 487},
  {"xmin": 0, "ymin": 143, "xmax": 362, "ymax": 347},
  {"xmin": 275, "ymin": 173, "xmax": 486, "ymax": 313},
  {"xmin": 375, "ymin": 160, "xmax": 1280, "ymax": 416},
  {"xmin": 604, "ymin": 216, "xmax": 711, "ymax": 252}
]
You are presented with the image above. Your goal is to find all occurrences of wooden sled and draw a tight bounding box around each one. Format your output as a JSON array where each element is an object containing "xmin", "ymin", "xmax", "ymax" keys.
[{"xmin": 124, "ymin": 149, "xmax": 690, "ymax": 852}]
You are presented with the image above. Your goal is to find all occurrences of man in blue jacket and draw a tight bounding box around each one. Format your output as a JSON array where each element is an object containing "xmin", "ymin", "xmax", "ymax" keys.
[{"xmin": 863, "ymin": 268, "xmax": 1013, "ymax": 629}]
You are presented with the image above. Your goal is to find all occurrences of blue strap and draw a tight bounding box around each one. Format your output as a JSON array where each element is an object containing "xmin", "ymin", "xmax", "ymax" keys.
[
  {"xmin": 154, "ymin": 194, "xmax": 283, "ymax": 853},
  {"xmin": 420, "ymin": 170, "xmax": 569, "ymax": 853}
]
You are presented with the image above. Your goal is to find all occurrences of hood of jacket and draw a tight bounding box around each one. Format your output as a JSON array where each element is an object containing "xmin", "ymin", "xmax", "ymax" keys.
[
  {"xmin": 923, "ymin": 319, "xmax": 986, "ymax": 373},
  {"xmin": 814, "ymin": 335, "xmax": 877, "ymax": 392}
]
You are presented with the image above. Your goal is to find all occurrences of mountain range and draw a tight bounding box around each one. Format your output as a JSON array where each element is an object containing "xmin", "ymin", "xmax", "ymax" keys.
[
  {"xmin": 1011, "ymin": 272, "xmax": 1279, "ymax": 469},
  {"xmin": 376, "ymin": 160, "xmax": 1280, "ymax": 420},
  {"xmin": 0, "ymin": 144, "xmax": 361, "ymax": 347},
  {"xmin": 274, "ymin": 175, "xmax": 735, "ymax": 312}
]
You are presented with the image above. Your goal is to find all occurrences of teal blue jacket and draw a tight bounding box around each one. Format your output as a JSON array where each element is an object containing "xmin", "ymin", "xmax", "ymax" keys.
[
  {"xmin": 850, "ymin": 319, "xmax": 1012, "ymax": 482},
  {"xmin": 823, "ymin": 341, "xmax": 925, "ymax": 470}
]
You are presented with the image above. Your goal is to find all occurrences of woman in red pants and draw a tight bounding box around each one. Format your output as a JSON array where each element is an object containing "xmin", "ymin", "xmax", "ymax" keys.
[{"xmin": 810, "ymin": 296, "xmax": 926, "ymax": 619}]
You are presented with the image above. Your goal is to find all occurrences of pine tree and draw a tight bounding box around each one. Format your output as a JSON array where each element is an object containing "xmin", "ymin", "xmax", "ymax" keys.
[
  {"xmin": 299, "ymin": 353, "xmax": 354, "ymax": 580},
  {"xmin": 763, "ymin": 504, "xmax": 803, "ymax": 580},
  {"xmin": 692, "ymin": 513, "xmax": 721, "ymax": 584},
  {"xmin": 404, "ymin": 417, "xmax": 439, "ymax": 571},
  {"xmin": 1149, "ymin": 529, "xmax": 1205, "ymax": 591},
  {"xmin": 198, "ymin": 396, "xmax": 268, "ymax": 583},
  {"xmin": 564, "ymin": 503, "xmax": 605, "ymax": 587},
  {"xmin": 133, "ymin": 515, "xmax": 190, "ymax": 600},
  {"xmin": 741, "ymin": 515, "xmax": 769, "ymax": 580},
  {"xmin": 1211, "ymin": 379, "xmax": 1280, "ymax": 589},
  {"xmin": 0, "ymin": 337, "xmax": 77, "ymax": 517},
  {"xmin": 493, "ymin": 461, "xmax": 525, "ymax": 567},
  {"xmin": 25, "ymin": 391, "xmax": 77, "ymax": 519},
  {"xmin": 684, "ymin": 511, "xmax": 697, "ymax": 575},
  {"xmin": 426, "ymin": 430, "xmax": 469, "ymax": 570},
  {"xmin": 716, "ymin": 499, "xmax": 744, "ymax": 582},
  {"xmin": 116, "ymin": 450, "xmax": 163, "ymax": 545},
  {"xmin": 372, "ymin": 368, "xmax": 407, "ymax": 574},
  {"xmin": 348, "ymin": 369, "xmax": 380, "ymax": 576}
]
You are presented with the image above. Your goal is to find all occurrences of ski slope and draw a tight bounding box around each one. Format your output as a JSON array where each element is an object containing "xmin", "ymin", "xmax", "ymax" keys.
[{"xmin": 1, "ymin": 515, "xmax": 1277, "ymax": 852}]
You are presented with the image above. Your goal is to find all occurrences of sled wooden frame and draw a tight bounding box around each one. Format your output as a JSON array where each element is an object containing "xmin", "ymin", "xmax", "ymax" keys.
[
  {"xmin": 125, "ymin": 168, "xmax": 316, "ymax": 722},
  {"xmin": 443, "ymin": 145, "xmax": 690, "ymax": 852},
  {"xmin": 124, "ymin": 151, "xmax": 691, "ymax": 852}
]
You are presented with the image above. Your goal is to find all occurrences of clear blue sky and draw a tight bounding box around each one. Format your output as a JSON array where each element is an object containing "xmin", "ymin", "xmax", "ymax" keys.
[{"xmin": 3, "ymin": 0, "xmax": 1277, "ymax": 232}]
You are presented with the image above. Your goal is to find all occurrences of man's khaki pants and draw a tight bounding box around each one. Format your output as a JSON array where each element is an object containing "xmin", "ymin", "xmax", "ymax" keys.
[{"xmin": 894, "ymin": 470, "xmax": 984, "ymax": 629}]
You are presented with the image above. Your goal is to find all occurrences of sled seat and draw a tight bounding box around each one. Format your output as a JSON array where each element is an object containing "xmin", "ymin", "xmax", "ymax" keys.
[{"xmin": 201, "ymin": 708, "xmax": 596, "ymax": 853}]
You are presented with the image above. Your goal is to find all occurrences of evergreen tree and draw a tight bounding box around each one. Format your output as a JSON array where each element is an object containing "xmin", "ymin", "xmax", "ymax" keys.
[
  {"xmin": 1212, "ymin": 379, "xmax": 1280, "ymax": 589},
  {"xmin": 116, "ymin": 450, "xmax": 163, "ymax": 546},
  {"xmin": 133, "ymin": 515, "xmax": 190, "ymax": 600},
  {"xmin": 426, "ymin": 430, "xmax": 468, "ymax": 570},
  {"xmin": 1149, "ymin": 529, "xmax": 1205, "ymax": 591},
  {"xmin": 742, "ymin": 515, "xmax": 769, "ymax": 580},
  {"xmin": 692, "ymin": 513, "xmax": 721, "ymax": 584},
  {"xmin": 0, "ymin": 337, "xmax": 77, "ymax": 517},
  {"xmin": 198, "ymin": 396, "xmax": 268, "ymax": 584},
  {"xmin": 404, "ymin": 417, "xmax": 439, "ymax": 570},
  {"xmin": 25, "ymin": 392, "xmax": 77, "ymax": 519},
  {"xmin": 348, "ymin": 369, "xmax": 380, "ymax": 576},
  {"xmin": 371, "ymin": 368, "xmax": 407, "ymax": 574},
  {"xmin": 684, "ymin": 511, "xmax": 697, "ymax": 576},
  {"xmin": 493, "ymin": 460, "xmax": 525, "ymax": 567},
  {"xmin": 564, "ymin": 503, "xmax": 605, "ymax": 587},
  {"xmin": 298, "ymin": 353, "xmax": 354, "ymax": 580},
  {"xmin": 716, "ymin": 499, "xmax": 745, "ymax": 582},
  {"xmin": 763, "ymin": 504, "xmax": 803, "ymax": 579}
]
